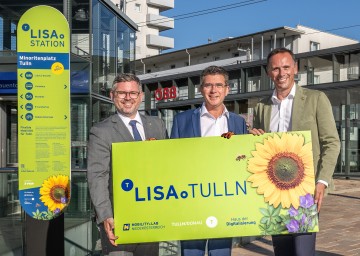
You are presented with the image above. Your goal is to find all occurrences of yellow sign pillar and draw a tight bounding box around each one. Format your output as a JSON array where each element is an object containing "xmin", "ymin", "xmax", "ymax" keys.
[{"xmin": 17, "ymin": 5, "xmax": 71, "ymax": 220}]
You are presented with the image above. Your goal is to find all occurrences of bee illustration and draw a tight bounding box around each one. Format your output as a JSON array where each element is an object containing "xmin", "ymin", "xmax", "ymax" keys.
[
  {"xmin": 54, "ymin": 65, "xmax": 63, "ymax": 71},
  {"xmin": 35, "ymin": 203, "xmax": 41, "ymax": 208},
  {"xmin": 236, "ymin": 155, "xmax": 246, "ymax": 161}
]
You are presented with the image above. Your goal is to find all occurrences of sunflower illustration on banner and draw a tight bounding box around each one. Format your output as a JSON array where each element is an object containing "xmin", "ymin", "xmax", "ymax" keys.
[
  {"xmin": 29, "ymin": 174, "xmax": 71, "ymax": 220},
  {"xmin": 247, "ymin": 132, "xmax": 319, "ymax": 235}
]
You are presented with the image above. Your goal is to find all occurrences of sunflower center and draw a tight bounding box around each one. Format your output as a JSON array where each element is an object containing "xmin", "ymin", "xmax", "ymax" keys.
[
  {"xmin": 267, "ymin": 152, "xmax": 305, "ymax": 190},
  {"xmin": 50, "ymin": 185, "xmax": 66, "ymax": 203}
]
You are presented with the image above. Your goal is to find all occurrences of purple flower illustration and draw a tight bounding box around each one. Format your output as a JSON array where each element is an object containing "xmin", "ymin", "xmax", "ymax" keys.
[
  {"xmin": 258, "ymin": 193, "xmax": 318, "ymax": 235},
  {"xmin": 301, "ymin": 214, "xmax": 307, "ymax": 225},
  {"xmin": 288, "ymin": 206, "xmax": 298, "ymax": 217},
  {"xmin": 54, "ymin": 208, "xmax": 60, "ymax": 214},
  {"xmin": 61, "ymin": 196, "xmax": 68, "ymax": 204},
  {"xmin": 299, "ymin": 193, "xmax": 314, "ymax": 209},
  {"xmin": 286, "ymin": 219, "xmax": 300, "ymax": 233}
]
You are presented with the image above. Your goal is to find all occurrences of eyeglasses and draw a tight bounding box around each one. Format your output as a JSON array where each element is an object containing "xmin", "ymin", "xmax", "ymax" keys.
[
  {"xmin": 202, "ymin": 83, "xmax": 228, "ymax": 89},
  {"xmin": 113, "ymin": 91, "xmax": 141, "ymax": 99}
]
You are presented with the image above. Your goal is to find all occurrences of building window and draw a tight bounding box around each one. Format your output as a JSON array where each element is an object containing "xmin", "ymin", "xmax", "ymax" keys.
[
  {"xmin": 170, "ymin": 64, "xmax": 176, "ymax": 69},
  {"xmin": 314, "ymin": 75, "xmax": 320, "ymax": 84},
  {"xmin": 135, "ymin": 3, "xmax": 141, "ymax": 12},
  {"xmin": 214, "ymin": 56, "xmax": 220, "ymax": 61},
  {"xmin": 233, "ymin": 53, "xmax": 239, "ymax": 57},
  {"xmin": 310, "ymin": 41, "xmax": 320, "ymax": 51}
]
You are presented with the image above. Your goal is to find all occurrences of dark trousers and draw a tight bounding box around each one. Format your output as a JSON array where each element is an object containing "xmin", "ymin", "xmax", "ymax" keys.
[
  {"xmin": 181, "ymin": 238, "xmax": 232, "ymax": 256},
  {"xmin": 99, "ymin": 223, "xmax": 159, "ymax": 256},
  {"xmin": 272, "ymin": 233, "xmax": 316, "ymax": 256}
]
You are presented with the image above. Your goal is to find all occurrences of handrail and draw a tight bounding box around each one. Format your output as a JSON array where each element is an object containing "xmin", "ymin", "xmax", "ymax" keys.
[
  {"xmin": 74, "ymin": 45, "xmax": 89, "ymax": 55},
  {"xmin": 64, "ymin": 237, "xmax": 92, "ymax": 254},
  {"xmin": 0, "ymin": 167, "xmax": 18, "ymax": 173}
]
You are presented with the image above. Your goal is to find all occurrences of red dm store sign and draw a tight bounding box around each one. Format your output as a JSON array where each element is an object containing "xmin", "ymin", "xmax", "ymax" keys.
[{"xmin": 154, "ymin": 86, "xmax": 177, "ymax": 101}]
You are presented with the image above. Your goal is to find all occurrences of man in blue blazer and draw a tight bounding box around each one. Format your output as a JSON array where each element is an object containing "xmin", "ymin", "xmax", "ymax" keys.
[{"xmin": 171, "ymin": 66, "xmax": 247, "ymax": 256}]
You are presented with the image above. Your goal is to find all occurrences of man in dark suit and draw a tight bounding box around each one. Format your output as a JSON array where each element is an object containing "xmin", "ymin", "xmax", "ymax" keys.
[
  {"xmin": 251, "ymin": 48, "xmax": 340, "ymax": 256},
  {"xmin": 171, "ymin": 66, "xmax": 247, "ymax": 256},
  {"xmin": 87, "ymin": 73, "xmax": 168, "ymax": 256}
]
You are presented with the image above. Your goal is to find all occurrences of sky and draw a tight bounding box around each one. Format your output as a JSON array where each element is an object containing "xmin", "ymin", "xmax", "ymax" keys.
[{"xmin": 160, "ymin": 0, "xmax": 360, "ymax": 53}]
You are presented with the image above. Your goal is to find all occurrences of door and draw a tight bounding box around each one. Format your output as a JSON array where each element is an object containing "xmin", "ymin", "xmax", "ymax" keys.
[{"xmin": 0, "ymin": 99, "xmax": 18, "ymax": 167}]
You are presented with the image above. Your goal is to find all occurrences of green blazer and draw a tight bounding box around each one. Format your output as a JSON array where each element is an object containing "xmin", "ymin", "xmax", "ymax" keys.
[{"xmin": 253, "ymin": 85, "xmax": 340, "ymax": 191}]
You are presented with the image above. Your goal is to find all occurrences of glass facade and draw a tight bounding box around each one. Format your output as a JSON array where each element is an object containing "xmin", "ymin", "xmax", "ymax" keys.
[
  {"xmin": 91, "ymin": 0, "xmax": 136, "ymax": 123},
  {"xmin": 0, "ymin": 0, "xmax": 137, "ymax": 255},
  {"xmin": 0, "ymin": 171, "xmax": 22, "ymax": 255}
]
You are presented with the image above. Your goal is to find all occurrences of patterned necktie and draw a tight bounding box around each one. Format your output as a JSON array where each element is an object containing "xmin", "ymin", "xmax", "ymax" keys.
[{"xmin": 129, "ymin": 120, "xmax": 142, "ymax": 141}]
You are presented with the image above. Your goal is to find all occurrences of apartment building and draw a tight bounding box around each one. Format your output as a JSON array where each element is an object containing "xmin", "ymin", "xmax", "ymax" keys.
[
  {"xmin": 114, "ymin": 0, "xmax": 175, "ymax": 59},
  {"xmin": 135, "ymin": 25, "xmax": 357, "ymax": 74}
]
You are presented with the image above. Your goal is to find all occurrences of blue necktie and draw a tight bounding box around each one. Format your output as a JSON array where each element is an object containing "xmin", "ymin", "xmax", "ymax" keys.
[{"xmin": 129, "ymin": 120, "xmax": 142, "ymax": 141}]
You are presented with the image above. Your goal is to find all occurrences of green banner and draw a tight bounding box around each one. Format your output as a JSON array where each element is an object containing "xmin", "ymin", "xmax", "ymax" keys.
[
  {"xmin": 112, "ymin": 131, "xmax": 319, "ymax": 244},
  {"xmin": 17, "ymin": 5, "xmax": 71, "ymax": 220}
]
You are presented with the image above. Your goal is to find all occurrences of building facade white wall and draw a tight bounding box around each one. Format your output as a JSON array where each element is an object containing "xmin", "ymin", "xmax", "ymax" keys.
[
  {"xmin": 295, "ymin": 25, "xmax": 358, "ymax": 53},
  {"xmin": 111, "ymin": 0, "xmax": 174, "ymax": 59},
  {"xmin": 136, "ymin": 25, "xmax": 358, "ymax": 75}
]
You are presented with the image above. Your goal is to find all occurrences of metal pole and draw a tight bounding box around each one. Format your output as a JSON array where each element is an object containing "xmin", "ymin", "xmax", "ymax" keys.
[
  {"xmin": 25, "ymin": 214, "xmax": 64, "ymax": 256},
  {"xmin": 186, "ymin": 49, "xmax": 190, "ymax": 66}
]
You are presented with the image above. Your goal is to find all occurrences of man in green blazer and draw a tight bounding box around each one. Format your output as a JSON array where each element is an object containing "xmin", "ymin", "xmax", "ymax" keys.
[{"xmin": 251, "ymin": 48, "xmax": 340, "ymax": 256}]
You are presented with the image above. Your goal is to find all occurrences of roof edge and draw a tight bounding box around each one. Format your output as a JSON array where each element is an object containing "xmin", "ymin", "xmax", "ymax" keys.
[{"xmin": 101, "ymin": 0, "xmax": 138, "ymax": 30}]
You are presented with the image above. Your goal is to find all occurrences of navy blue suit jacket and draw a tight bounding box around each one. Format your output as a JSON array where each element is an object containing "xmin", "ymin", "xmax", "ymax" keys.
[{"xmin": 170, "ymin": 107, "xmax": 247, "ymax": 138}]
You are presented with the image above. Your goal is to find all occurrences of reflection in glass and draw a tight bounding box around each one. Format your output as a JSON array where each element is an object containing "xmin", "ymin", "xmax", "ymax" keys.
[
  {"xmin": 117, "ymin": 19, "xmax": 130, "ymax": 73},
  {"xmin": 228, "ymin": 70, "xmax": 241, "ymax": 94},
  {"xmin": 6, "ymin": 104, "xmax": 17, "ymax": 165},
  {"xmin": 71, "ymin": 99, "xmax": 89, "ymax": 169},
  {"xmin": 92, "ymin": 0, "xmax": 116, "ymax": 97},
  {"xmin": 0, "ymin": 172, "xmax": 21, "ymax": 255},
  {"xmin": 246, "ymin": 67, "xmax": 261, "ymax": 92}
]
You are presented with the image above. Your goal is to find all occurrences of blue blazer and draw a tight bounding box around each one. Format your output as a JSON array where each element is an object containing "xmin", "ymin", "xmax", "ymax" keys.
[{"xmin": 171, "ymin": 107, "xmax": 247, "ymax": 138}]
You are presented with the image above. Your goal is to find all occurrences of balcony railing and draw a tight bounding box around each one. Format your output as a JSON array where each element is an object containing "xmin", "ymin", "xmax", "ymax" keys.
[
  {"xmin": 146, "ymin": 14, "xmax": 174, "ymax": 31},
  {"xmin": 146, "ymin": 34, "xmax": 174, "ymax": 50}
]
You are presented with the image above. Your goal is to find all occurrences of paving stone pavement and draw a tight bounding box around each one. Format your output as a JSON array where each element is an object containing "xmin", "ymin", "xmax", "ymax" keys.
[{"xmin": 231, "ymin": 178, "xmax": 360, "ymax": 256}]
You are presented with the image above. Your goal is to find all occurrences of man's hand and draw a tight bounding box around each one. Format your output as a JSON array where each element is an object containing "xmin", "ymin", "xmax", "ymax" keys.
[
  {"xmin": 249, "ymin": 128, "xmax": 265, "ymax": 135},
  {"xmin": 104, "ymin": 217, "xmax": 118, "ymax": 246},
  {"xmin": 315, "ymin": 183, "xmax": 326, "ymax": 212},
  {"xmin": 221, "ymin": 132, "xmax": 234, "ymax": 139}
]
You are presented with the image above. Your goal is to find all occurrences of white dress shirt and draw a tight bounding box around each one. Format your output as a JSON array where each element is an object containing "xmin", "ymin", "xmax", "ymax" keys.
[
  {"xmin": 118, "ymin": 112, "xmax": 145, "ymax": 141},
  {"xmin": 200, "ymin": 103, "xmax": 229, "ymax": 137},
  {"xmin": 270, "ymin": 85, "xmax": 295, "ymax": 133}
]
